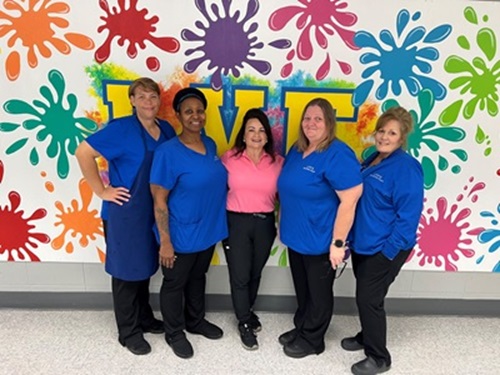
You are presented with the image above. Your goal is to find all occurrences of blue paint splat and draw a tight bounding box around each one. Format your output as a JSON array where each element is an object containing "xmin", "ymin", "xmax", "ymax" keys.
[
  {"xmin": 493, "ymin": 261, "xmax": 500, "ymax": 272},
  {"xmin": 476, "ymin": 255, "xmax": 484, "ymax": 264},
  {"xmin": 352, "ymin": 8, "xmax": 451, "ymax": 106}
]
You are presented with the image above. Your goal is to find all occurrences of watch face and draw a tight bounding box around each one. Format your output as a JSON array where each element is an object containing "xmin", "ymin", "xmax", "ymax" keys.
[{"xmin": 334, "ymin": 239, "xmax": 344, "ymax": 248}]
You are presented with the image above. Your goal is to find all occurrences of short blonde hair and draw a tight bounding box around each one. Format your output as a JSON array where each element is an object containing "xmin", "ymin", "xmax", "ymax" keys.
[
  {"xmin": 296, "ymin": 98, "xmax": 337, "ymax": 152},
  {"xmin": 375, "ymin": 106, "xmax": 413, "ymax": 148},
  {"xmin": 128, "ymin": 77, "xmax": 160, "ymax": 97}
]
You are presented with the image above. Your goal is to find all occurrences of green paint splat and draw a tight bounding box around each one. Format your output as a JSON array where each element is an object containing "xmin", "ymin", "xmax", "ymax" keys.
[
  {"xmin": 438, "ymin": 155, "xmax": 449, "ymax": 171},
  {"xmin": 442, "ymin": 8, "xmax": 500, "ymax": 125},
  {"xmin": 0, "ymin": 69, "xmax": 98, "ymax": 179}
]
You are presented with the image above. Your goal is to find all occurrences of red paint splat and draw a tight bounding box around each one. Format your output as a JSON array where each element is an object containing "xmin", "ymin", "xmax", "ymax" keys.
[
  {"xmin": 0, "ymin": 191, "xmax": 49, "ymax": 262},
  {"xmin": 95, "ymin": 0, "xmax": 180, "ymax": 70},
  {"xmin": 0, "ymin": 161, "xmax": 4, "ymax": 183},
  {"xmin": 146, "ymin": 56, "xmax": 160, "ymax": 71}
]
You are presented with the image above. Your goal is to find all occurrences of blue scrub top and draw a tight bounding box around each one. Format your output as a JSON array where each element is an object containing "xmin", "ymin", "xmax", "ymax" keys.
[
  {"xmin": 86, "ymin": 115, "xmax": 176, "ymax": 219},
  {"xmin": 350, "ymin": 148, "xmax": 424, "ymax": 260},
  {"xmin": 278, "ymin": 139, "xmax": 362, "ymax": 255},
  {"xmin": 150, "ymin": 135, "xmax": 228, "ymax": 253}
]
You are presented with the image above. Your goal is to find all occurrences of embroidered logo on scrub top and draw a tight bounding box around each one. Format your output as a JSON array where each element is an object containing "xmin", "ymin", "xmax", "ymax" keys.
[
  {"xmin": 303, "ymin": 165, "xmax": 316, "ymax": 173},
  {"xmin": 369, "ymin": 173, "xmax": 384, "ymax": 183}
]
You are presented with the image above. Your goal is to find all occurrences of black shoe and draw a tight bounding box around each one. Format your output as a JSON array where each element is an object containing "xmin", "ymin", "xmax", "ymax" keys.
[
  {"xmin": 142, "ymin": 318, "xmax": 165, "ymax": 334},
  {"xmin": 278, "ymin": 328, "xmax": 297, "ymax": 346},
  {"xmin": 239, "ymin": 323, "xmax": 258, "ymax": 350},
  {"xmin": 351, "ymin": 357, "xmax": 390, "ymax": 375},
  {"xmin": 341, "ymin": 336, "xmax": 364, "ymax": 351},
  {"xmin": 283, "ymin": 337, "xmax": 323, "ymax": 358},
  {"xmin": 166, "ymin": 334, "xmax": 194, "ymax": 359},
  {"xmin": 186, "ymin": 319, "xmax": 223, "ymax": 340},
  {"xmin": 121, "ymin": 337, "xmax": 151, "ymax": 355},
  {"xmin": 249, "ymin": 311, "xmax": 262, "ymax": 333}
]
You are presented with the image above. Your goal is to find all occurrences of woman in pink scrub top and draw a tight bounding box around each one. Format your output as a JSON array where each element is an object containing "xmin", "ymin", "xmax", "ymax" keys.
[{"xmin": 221, "ymin": 108, "xmax": 284, "ymax": 351}]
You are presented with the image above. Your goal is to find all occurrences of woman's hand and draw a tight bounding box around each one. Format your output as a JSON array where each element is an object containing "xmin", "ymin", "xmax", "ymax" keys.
[
  {"xmin": 98, "ymin": 186, "xmax": 130, "ymax": 205},
  {"xmin": 329, "ymin": 245, "xmax": 345, "ymax": 269},
  {"xmin": 159, "ymin": 243, "xmax": 176, "ymax": 268}
]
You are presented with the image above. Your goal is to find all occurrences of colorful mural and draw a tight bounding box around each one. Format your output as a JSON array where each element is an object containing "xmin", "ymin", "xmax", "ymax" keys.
[{"xmin": 0, "ymin": 0, "xmax": 498, "ymax": 272}]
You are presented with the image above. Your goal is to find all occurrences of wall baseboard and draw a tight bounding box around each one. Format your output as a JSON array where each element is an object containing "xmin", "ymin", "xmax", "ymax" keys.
[{"xmin": 1, "ymin": 292, "xmax": 499, "ymax": 316}]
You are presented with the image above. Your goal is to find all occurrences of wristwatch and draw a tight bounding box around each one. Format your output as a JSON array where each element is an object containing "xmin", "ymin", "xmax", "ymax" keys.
[{"xmin": 332, "ymin": 239, "xmax": 345, "ymax": 248}]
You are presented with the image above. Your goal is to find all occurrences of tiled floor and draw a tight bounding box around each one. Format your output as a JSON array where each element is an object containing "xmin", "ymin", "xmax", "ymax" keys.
[{"xmin": 2, "ymin": 310, "xmax": 500, "ymax": 374}]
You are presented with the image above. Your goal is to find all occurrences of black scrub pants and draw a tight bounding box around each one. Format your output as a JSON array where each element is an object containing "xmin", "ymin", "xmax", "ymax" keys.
[
  {"xmin": 159, "ymin": 245, "xmax": 215, "ymax": 339},
  {"xmin": 112, "ymin": 277, "xmax": 157, "ymax": 345},
  {"xmin": 288, "ymin": 248, "xmax": 336, "ymax": 352},
  {"xmin": 351, "ymin": 249, "xmax": 411, "ymax": 367},
  {"xmin": 225, "ymin": 211, "xmax": 276, "ymax": 324}
]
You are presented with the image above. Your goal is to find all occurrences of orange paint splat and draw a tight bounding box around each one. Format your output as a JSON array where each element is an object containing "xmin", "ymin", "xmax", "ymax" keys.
[
  {"xmin": 0, "ymin": 0, "xmax": 95, "ymax": 81},
  {"xmin": 40, "ymin": 171, "xmax": 47, "ymax": 177},
  {"xmin": 45, "ymin": 181, "xmax": 54, "ymax": 193},
  {"xmin": 356, "ymin": 102, "xmax": 379, "ymax": 135},
  {"xmin": 85, "ymin": 110, "xmax": 104, "ymax": 128},
  {"xmin": 52, "ymin": 179, "xmax": 103, "ymax": 254},
  {"xmin": 97, "ymin": 247, "xmax": 106, "ymax": 264}
]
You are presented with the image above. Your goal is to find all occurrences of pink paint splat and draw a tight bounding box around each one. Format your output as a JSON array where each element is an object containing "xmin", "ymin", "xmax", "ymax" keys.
[
  {"xmin": 410, "ymin": 178, "xmax": 486, "ymax": 271},
  {"xmin": 269, "ymin": 0, "xmax": 358, "ymax": 79},
  {"xmin": 95, "ymin": 0, "xmax": 180, "ymax": 71}
]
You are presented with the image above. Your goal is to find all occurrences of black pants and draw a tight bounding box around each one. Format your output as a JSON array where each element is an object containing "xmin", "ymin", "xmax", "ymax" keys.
[
  {"xmin": 159, "ymin": 245, "xmax": 215, "ymax": 338},
  {"xmin": 288, "ymin": 248, "xmax": 335, "ymax": 352},
  {"xmin": 225, "ymin": 211, "xmax": 276, "ymax": 324},
  {"xmin": 112, "ymin": 277, "xmax": 157, "ymax": 345},
  {"xmin": 352, "ymin": 250, "xmax": 411, "ymax": 366},
  {"xmin": 104, "ymin": 220, "xmax": 157, "ymax": 345}
]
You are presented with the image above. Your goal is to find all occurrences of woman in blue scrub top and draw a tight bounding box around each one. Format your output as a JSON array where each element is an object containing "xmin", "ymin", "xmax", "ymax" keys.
[
  {"xmin": 75, "ymin": 77, "xmax": 176, "ymax": 355},
  {"xmin": 277, "ymin": 98, "xmax": 363, "ymax": 359},
  {"xmin": 342, "ymin": 107, "xmax": 424, "ymax": 375},
  {"xmin": 150, "ymin": 87, "xmax": 227, "ymax": 359}
]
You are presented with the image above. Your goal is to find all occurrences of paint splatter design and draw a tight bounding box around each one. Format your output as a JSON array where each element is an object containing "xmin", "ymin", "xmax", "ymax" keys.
[
  {"xmin": 410, "ymin": 177, "xmax": 485, "ymax": 271},
  {"xmin": 270, "ymin": 245, "xmax": 288, "ymax": 267},
  {"xmin": 440, "ymin": 6, "xmax": 500, "ymax": 126},
  {"xmin": 95, "ymin": 0, "xmax": 180, "ymax": 71},
  {"xmin": 268, "ymin": 0, "xmax": 359, "ymax": 79},
  {"xmin": 343, "ymin": 101, "xmax": 379, "ymax": 158},
  {"xmin": 0, "ymin": 70, "xmax": 98, "ymax": 179},
  {"xmin": 352, "ymin": 9, "xmax": 451, "ymax": 107},
  {"xmin": 477, "ymin": 204, "xmax": 500, "ymax": 271},
  {"xmin": 52, "ymin": 179, "xmax": 104, "ymax": 259},
  {"xmin": 475, "ymin": 125, "xmax": 492, "ymax": 157},
  {"xmin": 181, "ymin": 0, "xmax": 271, "ymax": 91},
  {"xmin": 0, "ymin": 0, "xmax": 94, "ymax": 81},
  {"xmin": 363, "ymin": 89, "xmax": 467, "ymax": 190},
  {"xmin": 0, "ymin": 161, "xmax": 50, "ymax": 261}
]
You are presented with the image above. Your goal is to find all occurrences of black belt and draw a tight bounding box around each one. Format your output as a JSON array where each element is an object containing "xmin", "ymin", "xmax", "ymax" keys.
[{"xmin": 227, "ymin": 210, "xmax": 274, "ymax": 219}]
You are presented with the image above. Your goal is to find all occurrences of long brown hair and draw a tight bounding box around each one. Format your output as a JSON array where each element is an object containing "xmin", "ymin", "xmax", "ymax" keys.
[{"xmin": 296, "ymin": 98, "xmax": 337, "ymax": 152}]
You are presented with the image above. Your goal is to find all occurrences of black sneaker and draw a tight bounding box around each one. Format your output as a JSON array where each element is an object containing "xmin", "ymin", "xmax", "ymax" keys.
[
  {"xmin": 166, "ymin": 333, "xmax": 194, "ymax": 359},
  {"xmin": 120, "ymin": 336, "xmax": 151, "ymax": 355},
  {"xmin": 142, "ymin": 318, "xmax": 165, "ymax": 334},
  {"xmin": 239, "ymin": 323, "xmax": 258, "ymax": 350},
  {"xmin": 249, "ymin": 311, "xmax": 262, "ymax": 333},
  {"xmin": 186, "ymin": 319, "xmax": 223, "ymax": 339}
]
